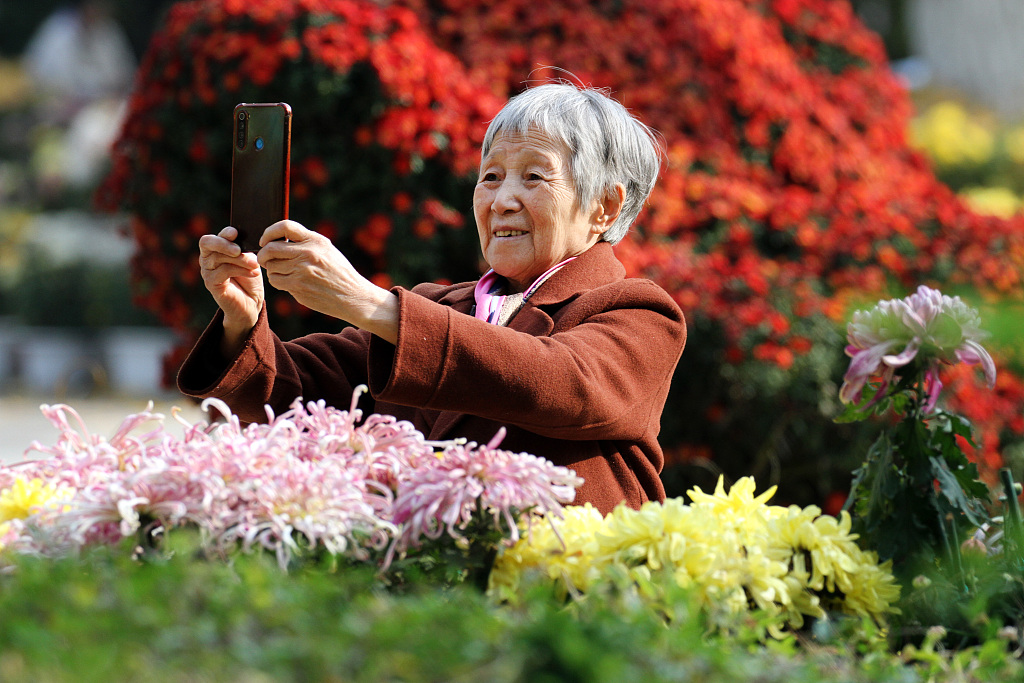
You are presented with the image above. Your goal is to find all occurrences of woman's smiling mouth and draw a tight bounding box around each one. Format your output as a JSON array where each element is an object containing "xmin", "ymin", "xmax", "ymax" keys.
[{"xmin": 494, "ymin": 230, "xmax": 528, "ymax": 237}]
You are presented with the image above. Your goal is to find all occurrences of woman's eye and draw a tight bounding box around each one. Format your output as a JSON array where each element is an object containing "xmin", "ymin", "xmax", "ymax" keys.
[{"xmin": 481, "ymin": 172, "xmax": 499, "ymax": 182}]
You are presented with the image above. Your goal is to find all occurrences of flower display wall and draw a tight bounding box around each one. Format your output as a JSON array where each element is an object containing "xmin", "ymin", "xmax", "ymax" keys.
[
  {"xmin": 97, "ymin": 0, "xmax": 1024, "ymax": 506},
  {"xmin": 96, "ymin": 0, "xmax": 502, "ymax": 346}
]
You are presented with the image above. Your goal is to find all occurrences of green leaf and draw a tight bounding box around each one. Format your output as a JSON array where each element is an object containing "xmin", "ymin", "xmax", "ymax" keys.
[
  {"xmin": 928, "ymin": 413, "xmax": 990, "ymax": 503},
  {"xmin": 930, "ymin": 456, "xmax": 989, "ymax": 527},
  {"xmin": 834, "ymin": 383, "xmax": 883, "ymax": 423},
  {"xmin": 833, "ymin": 399, "xmax": 872, "ymax": 424},
  {"xmin": 842, "ymin": 461, "xmax": 869, "ymax": 513},
  {"xmin": 889, "ymin": 390, "xmax": 911, "ymax": 416},
  {"xmin": 856, "ymin": 434, "xmax": 903, "ymax": 538}
]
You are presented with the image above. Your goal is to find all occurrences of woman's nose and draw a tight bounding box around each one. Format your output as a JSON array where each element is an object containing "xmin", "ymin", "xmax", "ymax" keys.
[{"xmin": 492, "ymin": 179, "xmax": 521, "ymax": 213}]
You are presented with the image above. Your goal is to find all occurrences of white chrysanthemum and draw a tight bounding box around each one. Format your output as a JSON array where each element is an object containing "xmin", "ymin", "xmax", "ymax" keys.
[{"xmin": 841, "ymin": 285, "xmax": 996, "ymax": 411}]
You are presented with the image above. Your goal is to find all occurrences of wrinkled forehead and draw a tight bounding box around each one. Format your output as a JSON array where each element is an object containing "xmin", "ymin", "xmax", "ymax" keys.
[{"xmin": 479, "ymin": 126, "xmax": 573, "ymax": 169}]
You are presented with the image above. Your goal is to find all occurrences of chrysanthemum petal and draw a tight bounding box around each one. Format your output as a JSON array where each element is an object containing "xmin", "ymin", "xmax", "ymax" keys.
[
  {"xmin": 881, "ymin": 339, "xmax": 920, "ymax": 368},
  {"xmin": 957, "ymin": 339, "xmax": 998, "ymax": 388}
]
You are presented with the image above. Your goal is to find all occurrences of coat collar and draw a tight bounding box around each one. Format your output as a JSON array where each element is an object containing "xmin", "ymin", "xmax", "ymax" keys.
[
  {"xmin": 524, "ymin": 242, "xmax": 625, "ymax": 306},
  {"xmin": 434, "ymin": 241, "xmax": 625, "ymax": 312},
  {"xmin": 508, "ymin": 242, "xmax": 625, "ymax": 337}
]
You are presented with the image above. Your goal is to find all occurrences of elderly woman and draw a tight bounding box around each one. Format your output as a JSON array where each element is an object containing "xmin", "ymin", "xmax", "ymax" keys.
[{"xmin": 178, "ymin": 83, "xmax": 686, "ymax": 515}]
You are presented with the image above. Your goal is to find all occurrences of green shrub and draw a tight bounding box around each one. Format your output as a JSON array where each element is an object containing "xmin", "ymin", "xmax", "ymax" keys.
[{"xmin": 3, "ymin": 542, "xmax": 1018, "ymax": 683}]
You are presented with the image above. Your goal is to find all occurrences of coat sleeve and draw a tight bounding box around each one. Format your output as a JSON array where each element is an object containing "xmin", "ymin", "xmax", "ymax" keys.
[
  {"xmin": 177, "ymin": 305, "xmax": 373, "ymax": 423},
  {"xmin": 367, "ymin": 279, "xmax": 686, "ymax": 441}
]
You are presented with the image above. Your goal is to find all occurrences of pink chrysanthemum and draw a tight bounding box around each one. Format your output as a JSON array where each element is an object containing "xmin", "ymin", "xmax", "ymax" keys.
[
  {"xmin": 1, "ymin": 389, "xmax": 583, "ymax": 573},
  {"xmin": 3, "ymin": 392, "xmax": 419, "ymax": 566},
  {"xmin": 389, "ymin": 428, "xmax": 583, "ymax": 556},
  {"xmin": 840, "ymin": 285, "xmax": 996, "ymax": 412}
]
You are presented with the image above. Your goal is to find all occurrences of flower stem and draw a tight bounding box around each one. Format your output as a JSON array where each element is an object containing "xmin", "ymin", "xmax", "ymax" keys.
[{"xmin": 1000, "ymin": 468, "xmax": 1024, "ymax": 559}]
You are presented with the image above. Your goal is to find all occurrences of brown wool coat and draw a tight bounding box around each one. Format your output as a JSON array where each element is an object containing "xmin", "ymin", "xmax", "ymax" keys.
[{"xmin": 178, "ymin": 242, "xmax": 687, "ymax": 515}]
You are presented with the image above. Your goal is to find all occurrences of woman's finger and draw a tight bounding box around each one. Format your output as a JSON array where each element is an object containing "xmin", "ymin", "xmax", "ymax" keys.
[
  {"xmin": 202, "ymin": 261, "xmax": 260, "ymax": 284},
  {"xmin": 200, "ymin": 248, "xmax": 258, "ymax": 271},
  {"xmin": 260, "ymin": 219, "xmax": 312, "ymax": 247},
  {"xmin": 200, "ymin": 232, "xmax": 243, "ymax": 258}
]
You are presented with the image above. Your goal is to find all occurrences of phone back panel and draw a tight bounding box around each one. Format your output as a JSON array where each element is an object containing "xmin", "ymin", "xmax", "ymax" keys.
[{"xmin": 230, "ymin": 102, "xmax": 291, "ymax": 251}]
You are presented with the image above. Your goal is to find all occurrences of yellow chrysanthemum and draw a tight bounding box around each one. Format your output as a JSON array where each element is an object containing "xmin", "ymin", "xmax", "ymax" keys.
[
  {"xmin": 597, "ymin": 492, "xmax": 793, "ymax": 630},
  {"xmin": 0, "ymin": 477, "xmax": 71, "ymax": 523},
  {"xmin": 687, "ymin": 476, "xmax": 778, "ymax": 517},
  {"xmin": 1003, "ymin": 125, "xmax": 1024, "ymax": 165},
  {"xmin": 488, "ymin": 503, "xmax": 606, "ymax": 598},
  {"xmin": 841, "ymin": 556, "xmax": 902, "ymax": 619},
  {"xmin": 910, "ymin": 101, "xmax": 995, "ymax": 167},
  {"xmin": 489, "ymin": 476, "xmax": 900, "ymax": 636},
  {"xmin": 777, "ymin": 570, "xmax": 823, "ymax": 629},
  {"xmin": 598, "ymin": 498, "xmax": 730, "ymax": 587},
  {"xmin": 768, "ymin": 505, "xmax": 900, "ymax": 620},
  {"xmin": 961, "ymin": 186, "xmax": 1021, "ymax": 219},
  {"xmin": 770, "ymin": 506, "xmax": 850, "ymax": 592}
]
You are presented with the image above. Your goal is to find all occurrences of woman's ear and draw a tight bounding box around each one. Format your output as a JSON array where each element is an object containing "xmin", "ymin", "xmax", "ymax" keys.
[{"xmin": 591, "ymin": 183, "xmax": 626, "ymax": 235}]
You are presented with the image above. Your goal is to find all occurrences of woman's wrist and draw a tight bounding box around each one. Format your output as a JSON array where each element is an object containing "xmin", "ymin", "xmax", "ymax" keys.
[
  {"xmin": 350, "ymin": 285, "xmax": 399, "ymax": 345},
  {"xmin": 221, "ymin": 312, "xmax": 257, "ymax": 358}
]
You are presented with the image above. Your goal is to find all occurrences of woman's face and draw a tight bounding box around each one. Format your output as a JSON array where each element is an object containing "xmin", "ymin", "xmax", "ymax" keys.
[{"xmin": 473, "ymin": 130, "xmax": 604, "ymax": 292}]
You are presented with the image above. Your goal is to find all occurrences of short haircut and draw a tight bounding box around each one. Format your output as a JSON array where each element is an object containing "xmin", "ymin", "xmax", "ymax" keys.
[{"xmin": 480, "ymin": 83, "xmax": 663, "ymax": 244}]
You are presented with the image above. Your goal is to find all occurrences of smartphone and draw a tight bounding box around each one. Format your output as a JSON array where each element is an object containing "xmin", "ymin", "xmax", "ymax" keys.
[{"xmin": 230, "ymin": 102, "xmax": 292, "ymax": 252}]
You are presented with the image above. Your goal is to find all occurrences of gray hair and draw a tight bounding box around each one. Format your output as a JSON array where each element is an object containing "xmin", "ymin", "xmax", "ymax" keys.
[{"xmin": 480, "ymin": 83, "xmax": 663, "ymax": 244}]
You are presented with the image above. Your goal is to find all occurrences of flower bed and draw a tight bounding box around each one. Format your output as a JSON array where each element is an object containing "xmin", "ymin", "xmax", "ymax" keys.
[
  {"xmin": 909, "ymin": 96, "xmax": 1024, "ymax": 225},
  {"xmin": 1, "ymin": 391, "xmax": 897, "ymax": 637},
  {"xmin": 0, "ymin": 397, "xmax": 1016, "ymax": 679}
]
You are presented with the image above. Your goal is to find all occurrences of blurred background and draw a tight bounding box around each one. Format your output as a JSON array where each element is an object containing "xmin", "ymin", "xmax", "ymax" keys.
[
  {"xmin": 0, "ymin": 0, "xmax": 1022, "ymax": 463},
  {"xmin": 0, "ymin": 0, "xmax": 188, "ymax": 457}
]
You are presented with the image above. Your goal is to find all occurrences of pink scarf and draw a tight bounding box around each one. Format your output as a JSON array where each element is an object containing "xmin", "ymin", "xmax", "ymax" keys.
[{"xmin": 473, "ymin": 257, "xmax": 576, "ymax": 324}]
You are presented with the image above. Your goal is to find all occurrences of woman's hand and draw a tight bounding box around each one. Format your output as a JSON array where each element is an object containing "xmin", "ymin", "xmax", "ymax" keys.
[
  {"xmin": 198, "ymin": 226, "xmax": 264, "ymax": 355},
  {"xmin": 258, "ymin": 220, "xmax": 399, "ymax": 344}
]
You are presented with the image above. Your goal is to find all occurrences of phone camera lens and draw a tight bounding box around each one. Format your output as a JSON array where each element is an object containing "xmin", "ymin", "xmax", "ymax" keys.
[
  {"xmin": 254, "ymin": 137, "xmax": 265, "ymax": 151},
  {"xmin": 236, "ymin": 110, "xmax": 248, "ymax": 150}
]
